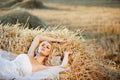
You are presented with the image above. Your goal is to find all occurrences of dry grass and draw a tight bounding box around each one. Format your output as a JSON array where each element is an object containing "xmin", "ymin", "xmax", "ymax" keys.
[{"xmin": 0, "ymin": 24, "xmax": 120, "ymax": 80}]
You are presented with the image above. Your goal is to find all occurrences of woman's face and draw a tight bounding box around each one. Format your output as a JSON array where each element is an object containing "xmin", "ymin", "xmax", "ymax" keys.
[{"xmin": 37, "ymin": 41, "xmax": 52, "ymax": 57}]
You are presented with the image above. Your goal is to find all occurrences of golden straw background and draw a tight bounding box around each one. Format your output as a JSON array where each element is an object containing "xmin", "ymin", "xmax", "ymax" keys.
[{"xmin": 0, "ymin": 24, "xmax": 120, "ymax": 80}]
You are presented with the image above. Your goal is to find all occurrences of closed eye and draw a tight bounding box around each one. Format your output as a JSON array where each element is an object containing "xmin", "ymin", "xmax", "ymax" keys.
[
  {"xmin": 47, "ymin": 46, "xmax": 50, "ymax": 49},
  {"xmin": 42, "ymin": 44, "xmax": 45, "ymax": 46}
]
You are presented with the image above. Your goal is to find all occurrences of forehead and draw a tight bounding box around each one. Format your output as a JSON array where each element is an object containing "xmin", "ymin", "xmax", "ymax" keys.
[{"xmin": 40, "ymin": 41, "xmax": 51, "ymax": 47}]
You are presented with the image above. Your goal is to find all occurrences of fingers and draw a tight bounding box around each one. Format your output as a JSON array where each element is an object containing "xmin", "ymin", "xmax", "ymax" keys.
[
  {"xmin": 63, "ymin": 38, "xmax": 67, "ymax": 42},
  {"xmin": 58, "ymin": 38, "xmax": 67, "ymax": 44},
  {"xmin": 64, "ymin": 47, "xmax": 73, "ymax": 55}
]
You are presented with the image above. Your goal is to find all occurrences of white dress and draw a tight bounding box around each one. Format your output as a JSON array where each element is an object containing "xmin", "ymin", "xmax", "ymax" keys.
[
  {"xmin": 0, "ymin": 51, "xmax": 32, "ymax": 79},
  {"xmin": 0, "ymin": 49, "xmax": 68, "ymax": 80}
]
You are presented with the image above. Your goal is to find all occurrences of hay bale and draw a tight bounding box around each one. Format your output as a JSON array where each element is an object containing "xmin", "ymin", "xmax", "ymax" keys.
[
  {"xmin": 19, "ymin": 0, "xmax": 44, "ymax": 9},
  {"xmin": 0, "ymin": 0, "xmax": 44, "ymax": 10},
  {"xmin": 60, "ymin": 51, "xmax": 120, "ymax": 80},
  {"xmin": 0, "ymin": 9, "xmax": 46, "ymax": 29},
  {"xmin": 0, "ymin": 23, "xmax": 120, "ymax": 80}
]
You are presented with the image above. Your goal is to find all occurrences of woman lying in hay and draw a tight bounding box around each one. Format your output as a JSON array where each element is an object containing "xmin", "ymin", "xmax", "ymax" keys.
[
  {"xmin": 0, "ymin": 24, "xmax": 120, "ymax": 80},
  {"xmin": 0, "ymin": 35, "xmax": 73, "ymax": 79}
]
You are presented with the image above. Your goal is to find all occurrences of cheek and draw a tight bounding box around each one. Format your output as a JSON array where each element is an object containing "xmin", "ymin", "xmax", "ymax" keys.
[
  {"xmin": 46, "ymin": 49, "xmax": 50, "ymax": 53},
  {"xmin": 46, "ymin": 48, "xmax": 51, "ymax": 53}
]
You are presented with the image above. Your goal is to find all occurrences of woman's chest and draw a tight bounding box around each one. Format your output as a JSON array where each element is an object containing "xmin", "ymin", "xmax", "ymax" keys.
[{"xmin": 30, "ymin": 59, "xmax": 46, "ymax": 72}]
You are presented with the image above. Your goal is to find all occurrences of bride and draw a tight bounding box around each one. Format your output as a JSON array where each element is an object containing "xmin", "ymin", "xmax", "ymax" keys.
[{"xmin": 0, "ymin": 35, "xmax": 72, "ymax": 79}]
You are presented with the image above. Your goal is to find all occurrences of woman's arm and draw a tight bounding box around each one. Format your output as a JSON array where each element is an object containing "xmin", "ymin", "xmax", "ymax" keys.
[
  {"xmin": 60, "ymin": 50, "xmax": 72, "ymax": 68},
  {"xmin": 27, "ymin": 35, "xmax": 67, "ymax": 56},
  {"xmin": 34, "ymin": 50, "xmax": 72, "ymax": 71}
]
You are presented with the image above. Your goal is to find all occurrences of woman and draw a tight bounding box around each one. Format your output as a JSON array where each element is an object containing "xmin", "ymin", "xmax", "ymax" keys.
[{"xmin": 0, "ymin": 35, "xmax": 71, "ymax": 79}]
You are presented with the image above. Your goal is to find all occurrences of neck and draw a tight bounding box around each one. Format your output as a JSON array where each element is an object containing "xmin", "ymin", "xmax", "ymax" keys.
[{"xmin": 34, "ymin": 54, "xmax": 46, "ymax": 64}]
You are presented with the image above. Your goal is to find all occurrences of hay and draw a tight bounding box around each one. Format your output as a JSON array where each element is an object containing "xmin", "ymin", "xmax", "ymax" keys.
[
  {"xmin": 97, "ymin": 35, "xmax": 120, "ymax": 64},
  {"xmin": 0, "ymin": 23, "xmax": 120, "ymax": 80},
  {"xmin": 0, "ymin": 9, "xmax": 46, "ymax": 29},
  {"xmin": 19, "ymin": 0, "xmax": 44, "ymax": 9},
  {"xmin": 60, "ymin": 50, "xmax": 120, "ymax": 80},
  {"xmin": 0, "ymin": 0, "xmax": 44, "ymax": 10}
]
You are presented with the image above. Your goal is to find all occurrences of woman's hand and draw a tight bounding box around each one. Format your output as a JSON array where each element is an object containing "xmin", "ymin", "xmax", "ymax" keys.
[
  {"xmin": 63, "ymin": 48, "xmax": 73, "ymax": 56},
  {"xmin": 57, "ymin": 38, "xmax": 67, "ymax": 44},
  {"xmin": 60, "ymin": 48, "xmax": 72, "ymax": 68}
]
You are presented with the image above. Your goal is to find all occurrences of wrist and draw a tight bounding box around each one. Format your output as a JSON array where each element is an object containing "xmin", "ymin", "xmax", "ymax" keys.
[{"xmin": 64, "ymin": 52, "xmax": 69, "ymax": 56}]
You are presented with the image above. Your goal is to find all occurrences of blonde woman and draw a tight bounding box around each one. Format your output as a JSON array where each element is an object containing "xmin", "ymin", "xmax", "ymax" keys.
[{"xmin": 0, "ymin": 35, "xmax": 71, "ymax": 79}]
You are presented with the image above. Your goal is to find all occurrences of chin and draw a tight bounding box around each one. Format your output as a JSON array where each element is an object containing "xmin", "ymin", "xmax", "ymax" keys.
[{"xmin": 40, "ymin": 52, "xmax": 46, "ymax": 56}]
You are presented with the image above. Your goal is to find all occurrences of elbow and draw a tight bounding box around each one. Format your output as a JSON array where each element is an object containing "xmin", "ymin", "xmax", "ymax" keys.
[
  {"xmin": 35, "ymin": 35, "xmax": 41, "ymax": 39},
  {"xmin": 35, "ymin": 35, "xmax": 43, "ymax": 41}
]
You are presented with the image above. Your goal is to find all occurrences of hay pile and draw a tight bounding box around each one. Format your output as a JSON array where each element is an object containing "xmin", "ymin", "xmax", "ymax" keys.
[
  {"xmin": 0, "ymin": 0, "xmax": 44, "ymax": 10},
  {"xmin": 18, "ymin": 0, "xmax": 44, "ymax": 9},
  {"xmin": 0, "ymin": 9, "xmax": 46, "ymax": 29},
  {"xmin": 0, "ymin": 24, "xmax": 120, "ymax": 80},
  {"xmin": 60, "ymin": 50, "xmax": 120, "ymax": 80}
]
